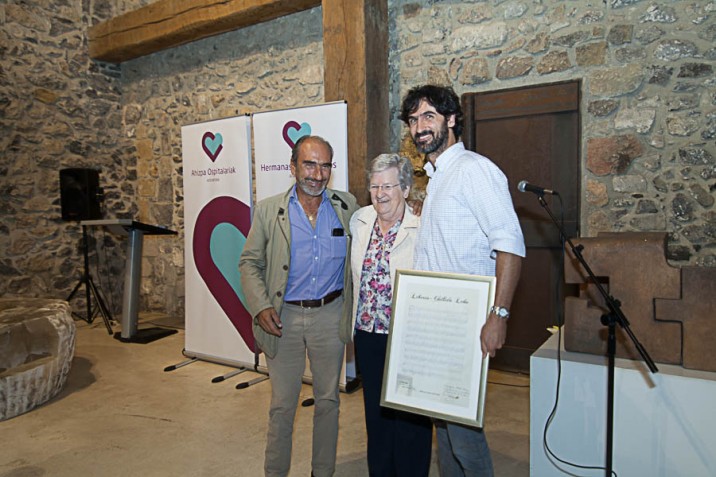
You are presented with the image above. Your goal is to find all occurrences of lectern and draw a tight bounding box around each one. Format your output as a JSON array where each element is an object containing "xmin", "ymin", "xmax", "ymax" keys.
[{"xmin": 81, "ymin": 219, "xmax": 177, "ymax": 343}]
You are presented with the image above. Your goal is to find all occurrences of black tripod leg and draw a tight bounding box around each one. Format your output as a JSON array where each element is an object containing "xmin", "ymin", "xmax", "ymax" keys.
[
  {"xmin": 82, "ymin": 225, "xmax": 94, "ymax": 323},
  {"xmin": 67, "ymin": 224, "xmax": 113, "ymax": 332},
  {"xmin": 66, "ymin": 278, "xmax": 84, "ymax": 302},
  {"xmin": 88, "ymin": 276, "xmax": 114, "ymax": 335},
  {"xmin": 66, "ymin": 276, "xmax": 91, "ymax": 323}
]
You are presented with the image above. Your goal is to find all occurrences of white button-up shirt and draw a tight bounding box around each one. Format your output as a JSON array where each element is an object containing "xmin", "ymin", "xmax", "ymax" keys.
[{"xmin": 414, "ymin": 142, "xmax": 526, "ymax": 276}]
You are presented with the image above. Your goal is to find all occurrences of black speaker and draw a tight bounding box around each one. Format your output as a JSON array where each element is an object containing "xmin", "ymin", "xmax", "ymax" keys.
[{"xmin": 60, "ymin": 168, "xmax": 102, "ymax": 221}]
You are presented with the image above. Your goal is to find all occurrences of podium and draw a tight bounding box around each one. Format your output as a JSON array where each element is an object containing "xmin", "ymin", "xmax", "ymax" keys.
[{"xmin": 81, "ymin": 220, "xmax": 177, "ymax": 343}]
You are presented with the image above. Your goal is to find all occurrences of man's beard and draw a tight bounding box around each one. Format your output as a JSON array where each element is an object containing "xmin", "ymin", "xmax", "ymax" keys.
[
  {"xmin": 297, "ymin": 178, "xmax": 327, "ymax": 197},
  {"xmin": 412, "ymin": 121, "xmax": 449, "ymax": 155}
]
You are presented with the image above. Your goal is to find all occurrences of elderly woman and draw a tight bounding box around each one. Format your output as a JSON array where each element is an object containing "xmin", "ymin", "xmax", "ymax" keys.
[{"xmin": 350, "ymin": 154, "xmax": 432, "ymax": 476}]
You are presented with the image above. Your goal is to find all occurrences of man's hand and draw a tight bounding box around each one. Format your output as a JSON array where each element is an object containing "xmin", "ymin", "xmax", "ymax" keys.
[
  {"xmin": 407, "ymin": 199, "xmax": 423, "ymax": 216},
  {"xmin": 256, "ymin": 308, "xmax": 283, "ymax": 337},
  {"xmin": 480, "ymin": 314, "xmax": 507, "ymax": 358}
]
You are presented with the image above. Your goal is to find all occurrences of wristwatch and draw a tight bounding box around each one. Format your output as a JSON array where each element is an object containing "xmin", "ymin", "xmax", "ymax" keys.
[{"xmin": 490, "ymin": 305, "xmax": 510, "ymax": 320}]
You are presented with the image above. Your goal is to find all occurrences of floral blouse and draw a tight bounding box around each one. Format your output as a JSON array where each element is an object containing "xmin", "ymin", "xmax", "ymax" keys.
[{"xmin": 354, "ymin": 218, "xmax": 401, "ymax": 334}]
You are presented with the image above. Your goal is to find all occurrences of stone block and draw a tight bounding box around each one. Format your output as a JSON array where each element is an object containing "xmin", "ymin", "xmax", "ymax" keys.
[{"xmin": 0, "ymin": 298, "xmax": 76, "ymax": 421}]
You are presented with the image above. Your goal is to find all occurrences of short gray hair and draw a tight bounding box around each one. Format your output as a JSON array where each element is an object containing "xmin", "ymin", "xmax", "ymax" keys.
[
  {"xmin": 368, "ymin": 153, "xmax": 414, "ymax": 191},
  {"xmin": 291, "ymin": 135, "xmax": 334, "ymax": 164}
]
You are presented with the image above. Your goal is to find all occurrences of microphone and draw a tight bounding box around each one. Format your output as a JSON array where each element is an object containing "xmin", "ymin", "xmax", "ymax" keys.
[{"xmin": 517, "ymin": 180, "xmax": 558, "ymax": 196}]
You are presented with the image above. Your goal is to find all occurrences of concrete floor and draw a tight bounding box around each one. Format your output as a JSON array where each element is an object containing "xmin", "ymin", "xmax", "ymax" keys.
[{"xmin": 0, "ymin": 319, "xmax": 529, "ymax": 477}]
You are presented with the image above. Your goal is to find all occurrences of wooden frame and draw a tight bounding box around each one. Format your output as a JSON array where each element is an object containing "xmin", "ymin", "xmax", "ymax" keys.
[{"xmin": 381, "ymin": 269, "xmax": 496, "ymax": 427}]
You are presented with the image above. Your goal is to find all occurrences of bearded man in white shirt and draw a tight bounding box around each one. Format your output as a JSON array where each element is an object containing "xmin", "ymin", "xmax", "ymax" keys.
[{"xmin": 400, "ymin": 84, "xmax": 526, "ymax": 477}]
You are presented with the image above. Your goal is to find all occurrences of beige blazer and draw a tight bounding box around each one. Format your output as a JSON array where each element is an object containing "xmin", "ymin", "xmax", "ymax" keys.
[{"xmin": 239, "ymin": 187, "xmax": 359, "ymax": 358}]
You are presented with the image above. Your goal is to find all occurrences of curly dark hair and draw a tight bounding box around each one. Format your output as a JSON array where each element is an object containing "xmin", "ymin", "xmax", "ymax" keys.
[{"xmin": 399, "ymin": 84, "xmax": 463, "ymax": 139}]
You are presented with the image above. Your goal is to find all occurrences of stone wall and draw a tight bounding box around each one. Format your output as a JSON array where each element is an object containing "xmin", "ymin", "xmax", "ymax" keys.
[
  {"xmin": 119, "ymin": 7, "xmax": 325, "ymax": 315},
  {"xmin": 389, "ymin": 0, "xmax": 715, "ymax": 266},
  {"xmin": 1, "ymin": 0, "xmax": 714, "ymax": 324},
  {"xmin": 0, "ymin": 1, "xmax": 136, "ymax": 316},
  {"xmin": 1, "ymin": 1, "xmax": 324, "ymax": 320}
]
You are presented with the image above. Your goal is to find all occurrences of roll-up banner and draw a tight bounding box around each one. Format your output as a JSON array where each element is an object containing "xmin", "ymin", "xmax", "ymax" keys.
[
  {"xmin": 252, "ymin": 101, "xmax": 357, "ymax": 388},
  {"xmin": 182, "ymin": 115, "xmax": 257, "ymax": 369},
  {"xmin": 252, "ymin": 101, "xmax": 348, "ymax": 201}
]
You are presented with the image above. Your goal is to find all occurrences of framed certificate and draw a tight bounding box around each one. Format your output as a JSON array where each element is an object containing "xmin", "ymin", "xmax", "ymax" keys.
[{"xmin": 380, "ymin": 269, "xmax": 496, "ymax": 427}]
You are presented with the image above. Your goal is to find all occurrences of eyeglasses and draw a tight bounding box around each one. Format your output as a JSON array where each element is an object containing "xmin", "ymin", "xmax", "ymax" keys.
[{"xmin": 368, "ymin": 183, "xmax": 401, "ymax": 192}]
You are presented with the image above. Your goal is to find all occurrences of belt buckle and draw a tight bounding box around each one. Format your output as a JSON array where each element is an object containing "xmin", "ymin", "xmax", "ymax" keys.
[{"xmin": 302, "ymin": 298, "xmax": 319, "ymax": 309}]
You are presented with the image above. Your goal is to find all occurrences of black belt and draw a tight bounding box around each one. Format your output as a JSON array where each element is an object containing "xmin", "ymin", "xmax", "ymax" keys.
[{"xmin": 285, "ymin": 289, "xmax": 342, "ymax": 308}]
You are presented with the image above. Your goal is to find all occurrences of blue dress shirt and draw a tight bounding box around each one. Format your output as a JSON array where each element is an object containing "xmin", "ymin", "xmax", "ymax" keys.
[{"xmin": 285, "ymin": 186, "xmax": 346, "ymax": 301}]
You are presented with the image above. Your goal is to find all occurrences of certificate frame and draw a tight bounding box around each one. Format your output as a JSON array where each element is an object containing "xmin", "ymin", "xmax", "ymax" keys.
[{"xmin": 380, "ymin": 269, "xmax": 496, "ymax": 428}]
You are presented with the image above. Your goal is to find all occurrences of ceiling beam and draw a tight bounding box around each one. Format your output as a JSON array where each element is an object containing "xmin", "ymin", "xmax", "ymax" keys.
[
  {"xmin": 88, "ymin": 0, "xmax": 389, "ymax": 205},
  {"xmin": 89, "ymin": 0, "xmax": 321, "ymax": 63}
]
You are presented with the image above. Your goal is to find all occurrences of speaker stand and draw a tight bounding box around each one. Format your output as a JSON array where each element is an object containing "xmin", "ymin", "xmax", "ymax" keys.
[{"xmin": 66, "ymin": 225, "xmax": 114, "ymax": 335}]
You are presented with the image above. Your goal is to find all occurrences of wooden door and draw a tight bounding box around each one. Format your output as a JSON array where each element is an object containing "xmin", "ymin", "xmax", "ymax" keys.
[{"xmin": 462, "ymin": 80, "xmax": 581, "ymax": 372}]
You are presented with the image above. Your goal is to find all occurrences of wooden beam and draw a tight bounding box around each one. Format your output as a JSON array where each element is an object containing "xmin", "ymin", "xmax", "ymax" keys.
[
  {"xmin": 323, "ymin": 0, "xmax": 388, "ymax": 205},
  {"xmin": 90, "ymin": 0, "xmax": 389, "ymax": 204},
  {"xmin": 89, "ymin": 0, "xmax": 321, "ymax": 63}
]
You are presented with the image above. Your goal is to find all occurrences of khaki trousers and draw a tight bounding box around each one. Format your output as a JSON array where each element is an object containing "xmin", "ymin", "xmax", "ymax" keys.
[{"xmin": 264, "ymin": 297, "xmax": 345, "ymax": 477}]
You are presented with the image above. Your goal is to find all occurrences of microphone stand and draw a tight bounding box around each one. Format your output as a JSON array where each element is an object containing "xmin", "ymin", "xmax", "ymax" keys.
[{"xmin": 532, "ymin": 192, "xmax": 658, "ymax": 476}]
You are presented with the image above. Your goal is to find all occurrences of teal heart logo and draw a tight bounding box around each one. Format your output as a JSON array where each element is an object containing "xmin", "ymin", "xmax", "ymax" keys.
[
  {"xmin": 202, "ymin": 132, "xmax": 223, "ymax": 162},
  {"xmin": 193, "ymin": 197, "xmax": 255, "ymax": 351},
  {"xmin": 210, "ymin": 223, "xmax": 248, "ymax": 309},
  {"xmin": 282, "ymin": 121, "xmax": 311, "ymax": 148}
]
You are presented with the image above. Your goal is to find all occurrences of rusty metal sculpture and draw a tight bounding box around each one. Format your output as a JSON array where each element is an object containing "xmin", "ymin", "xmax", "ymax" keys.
[{"xmin": 563, "ymin": 232, "xmax": 716, "ymax": 372}]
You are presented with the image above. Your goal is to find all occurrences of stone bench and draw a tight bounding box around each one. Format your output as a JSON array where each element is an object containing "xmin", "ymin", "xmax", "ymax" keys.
[{"xmin": 0, "ymin": 298, "xmax": 76, "ymax": 421}]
